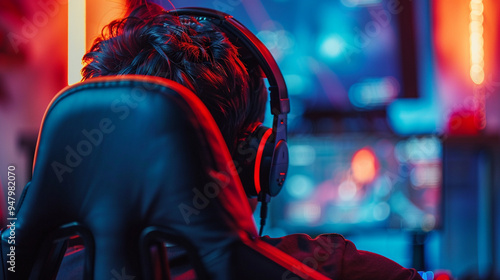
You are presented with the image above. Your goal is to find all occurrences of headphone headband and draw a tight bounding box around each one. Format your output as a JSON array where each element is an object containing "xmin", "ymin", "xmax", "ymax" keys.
[{"xmin": 169, "ymin": 7, "xmax": 290, "ymax": 116}]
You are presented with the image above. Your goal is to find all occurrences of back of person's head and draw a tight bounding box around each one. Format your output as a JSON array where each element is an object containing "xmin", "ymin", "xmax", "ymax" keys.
[{"xmin": 82, "ymin": 3, "xmax": 267, "ymax": 153}]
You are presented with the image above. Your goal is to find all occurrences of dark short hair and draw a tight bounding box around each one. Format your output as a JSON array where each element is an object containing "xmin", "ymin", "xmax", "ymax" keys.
[{"xmin": 82, "ymin": 3, "xmax": 267, "ymax": 152}]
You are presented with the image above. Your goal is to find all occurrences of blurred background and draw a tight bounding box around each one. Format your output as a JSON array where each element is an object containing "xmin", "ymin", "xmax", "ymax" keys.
[{"xmin": 0, "ymin": 0, "xmax": 499, "ymax": 279}]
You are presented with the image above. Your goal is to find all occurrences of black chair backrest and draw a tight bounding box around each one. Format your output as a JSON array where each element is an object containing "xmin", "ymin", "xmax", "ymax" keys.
[{"xmin": 1, "ymin": 76, "xmax": 259, "ymax": 279}]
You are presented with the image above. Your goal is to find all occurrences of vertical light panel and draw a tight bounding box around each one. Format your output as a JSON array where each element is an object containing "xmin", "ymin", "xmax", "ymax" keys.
[
  {"xmin": 470, "ymin": 0, "xmax": 484, "ymax": 85},
  {"xmin": 68, "ymin": 0, "xmax": 86, "ymax": 85}
]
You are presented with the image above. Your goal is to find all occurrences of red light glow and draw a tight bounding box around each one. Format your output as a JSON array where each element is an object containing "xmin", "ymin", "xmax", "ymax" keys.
[{"xmin": 435, "ymin": 274, "xmax": 451, "ymax": 280}]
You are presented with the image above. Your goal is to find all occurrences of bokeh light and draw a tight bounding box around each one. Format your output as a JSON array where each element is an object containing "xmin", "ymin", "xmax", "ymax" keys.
[{"xmin": 351, "ymin": 148, "xmax": 378, "ymax": 184}]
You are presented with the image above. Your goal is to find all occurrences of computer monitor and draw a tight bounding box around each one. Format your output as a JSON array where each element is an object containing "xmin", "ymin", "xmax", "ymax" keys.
[{"xmin": 270, "ymin": 134, "xmax": 442, "ymax": 235}]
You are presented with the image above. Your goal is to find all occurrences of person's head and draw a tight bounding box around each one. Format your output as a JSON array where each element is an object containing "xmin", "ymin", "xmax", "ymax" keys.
[{"xmin": 82, "ymin": 3, "xmax": 267, "ymax": 153}]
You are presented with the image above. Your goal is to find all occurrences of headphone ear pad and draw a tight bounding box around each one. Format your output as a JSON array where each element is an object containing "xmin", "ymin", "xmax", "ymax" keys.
[{"xmin": 233, "ymin": 125, "xmax": 275, "ymax": 197}]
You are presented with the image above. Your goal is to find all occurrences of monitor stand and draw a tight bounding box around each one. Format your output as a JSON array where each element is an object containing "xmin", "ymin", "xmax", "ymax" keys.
[{"xmin": 412, "ymin": 232, "xmax": 427, "ymax": 271}]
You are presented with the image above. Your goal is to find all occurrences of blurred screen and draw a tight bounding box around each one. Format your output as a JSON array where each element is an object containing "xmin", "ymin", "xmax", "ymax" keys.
[
  {"xmin": 265, "ymin": 0, "xmax": 406, "ymax": 112},
  {"xmin": 270, "ymin": 134, "xmax": 442, "ymax": 235}
]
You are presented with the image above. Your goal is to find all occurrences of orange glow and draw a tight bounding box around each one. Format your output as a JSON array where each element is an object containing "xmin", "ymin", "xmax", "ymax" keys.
[
  {"xmin": 351, "ymin": 148, "xmax": 378, "ymax": 184},
  {"xmin": 434, "ymin": 0, "xmax": 496, "ymax": 133},
  {"xmin": 470, "ymin": 0, "xmax": 485, "ymax": 84},
  {"xmin": 86, "ymin": 0, "xmax": 126, "ymax": 51},
  {"xmin": 434, "ymin": 0, "xmax": 471, "ymax": 84}
]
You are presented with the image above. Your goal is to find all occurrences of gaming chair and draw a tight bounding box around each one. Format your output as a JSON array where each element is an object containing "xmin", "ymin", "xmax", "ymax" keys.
[{"xmin": 0, "ymin": 7, "xmax": 329, "ymax": 280}]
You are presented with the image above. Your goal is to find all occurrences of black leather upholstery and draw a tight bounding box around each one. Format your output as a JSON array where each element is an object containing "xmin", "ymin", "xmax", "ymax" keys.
[{"xmin": 0, "ymin": 76, "xmax": 328, "ymax": 280}]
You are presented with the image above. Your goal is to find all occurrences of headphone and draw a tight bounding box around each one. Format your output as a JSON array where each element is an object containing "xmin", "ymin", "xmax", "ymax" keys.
[{"xmin": 169, "ymin": 8, "xmax": 290, "ymax": 204}]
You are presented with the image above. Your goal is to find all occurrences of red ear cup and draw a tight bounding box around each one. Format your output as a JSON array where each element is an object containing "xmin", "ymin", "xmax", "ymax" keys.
[{"xmin": 233, "ymin": 125, "xmax": 288, "ymax": 198}]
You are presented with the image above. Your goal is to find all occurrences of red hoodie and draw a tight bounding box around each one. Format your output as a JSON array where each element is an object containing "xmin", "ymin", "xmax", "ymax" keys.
[{"xmin": 261, "ymin": 233, "xmax": 423, "ymax": 280}]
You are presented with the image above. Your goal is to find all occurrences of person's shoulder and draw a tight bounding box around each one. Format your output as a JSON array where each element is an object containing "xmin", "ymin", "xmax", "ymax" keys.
[
  {"xmin": 260, "ymin": 233, "xmax": 348, "ymax": 278},
  {"xmin": 262, "ymin": 232, "xmax": 346, "ymax": 243},
  {"xmin": 260, "ymin": 233, "xmax": 347, "ymax": 257}
]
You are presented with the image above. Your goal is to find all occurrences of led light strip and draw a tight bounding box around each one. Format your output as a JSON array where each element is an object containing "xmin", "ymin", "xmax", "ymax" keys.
[
  {"xmin": 68, "ymin": 0, "xmax": 86, "ymax": 85},
  {"xmin": 469, "ymin": 0, "xmax": 484, "ymax": 85}
]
